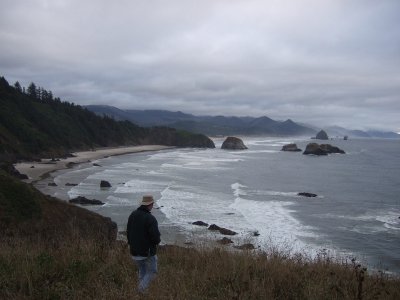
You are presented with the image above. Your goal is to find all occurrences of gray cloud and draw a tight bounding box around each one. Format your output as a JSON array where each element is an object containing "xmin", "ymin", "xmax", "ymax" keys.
[{"xmin": 1, "ymin": 0, "xmax": 399, "ymax": 131}]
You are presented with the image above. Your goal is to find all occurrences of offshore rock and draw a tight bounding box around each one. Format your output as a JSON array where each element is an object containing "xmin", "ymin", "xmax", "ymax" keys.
[
  {"xmin": 281, "ymin": 143, "xmax": 302, "ymax": 152},
  {"xmin": 298, "ymin": 192, "xmax": 317, "ymax": 197},
  {"xmin": 316, "ymin": 130, "xmax": 329, "ymax": 140},
  {"xmin": 221, "ymin": 137, "xmax": 248, "ymax": 150},
  {"xmin": 100, "ymin": 180, "xmax": 112, "ymax": 188},
  {"xmin": 192, "ymin": 221, "xmax": 209, "ymax": 227},
  {"xmin": 303, "ymin": 143, "xmax": 345, "ymax": 155}
]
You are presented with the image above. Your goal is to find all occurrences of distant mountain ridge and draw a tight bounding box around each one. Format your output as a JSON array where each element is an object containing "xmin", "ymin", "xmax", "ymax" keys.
[
  {"xmin": 86, "ymin": 105, "xmax": 317, "ymax": 136},
  {"xmin": 86, "ymin": 105, "xmax": 399, "ymax": 138},
  {"xmin": 324, "ymin": 126, "xmax": 399, "ymax": 139}
]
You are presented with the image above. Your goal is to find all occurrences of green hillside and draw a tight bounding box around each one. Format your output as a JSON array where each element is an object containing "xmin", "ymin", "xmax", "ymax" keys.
[{"xmin": 0, "ymin": 76, "xmax": 214, "ymax": 162}]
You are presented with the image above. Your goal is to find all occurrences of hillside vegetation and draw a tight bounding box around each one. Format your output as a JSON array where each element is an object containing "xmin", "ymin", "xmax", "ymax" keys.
[
  {"xmin": 1, "ymin": 171, "xmax": 399, "ymax": 299},
  {"xmin": 0, "ymin": 76, "xmax": 214, "ymax": 162}
]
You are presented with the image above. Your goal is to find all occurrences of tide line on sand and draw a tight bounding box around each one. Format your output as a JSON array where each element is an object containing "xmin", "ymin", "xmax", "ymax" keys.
[{"xmin": 14, "ymin": 145, "xmax": 175, "ymax": 183}]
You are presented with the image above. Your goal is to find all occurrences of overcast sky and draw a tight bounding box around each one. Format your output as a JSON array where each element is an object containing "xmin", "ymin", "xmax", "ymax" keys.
[{"xmin": 1, "ymin": 0, "xmax": 399, "ymax": 131}]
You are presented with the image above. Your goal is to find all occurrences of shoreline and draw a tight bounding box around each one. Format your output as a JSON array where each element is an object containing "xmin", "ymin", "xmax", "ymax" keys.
[
  {"xmin": 14, "ymin": 145, "xmax": 175, "ymax": 183},
  {"xmin": 15, "ymin": 144, "xmax": 201, "ymax": 247}
]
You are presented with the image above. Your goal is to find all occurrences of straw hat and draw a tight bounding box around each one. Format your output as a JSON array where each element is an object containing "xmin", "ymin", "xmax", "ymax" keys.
[{"xmin": 140, "ymin": 195, "xmax": 154, "ymax": 206}]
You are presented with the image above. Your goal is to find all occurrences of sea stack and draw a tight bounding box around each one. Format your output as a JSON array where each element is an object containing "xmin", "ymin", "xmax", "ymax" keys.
[
  {"xmin": 316, "ymin": 130, "xmax": 329, "ymax": 140},
  {"xmin": 221, "ymin": 137, "xmax": 248, "ymax": 150}
]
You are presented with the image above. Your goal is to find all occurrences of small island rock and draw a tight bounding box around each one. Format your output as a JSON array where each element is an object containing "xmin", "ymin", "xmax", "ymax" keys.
[
  {"xmin": 316, "ymin": 130, "xmax": 329, "ymax": 140},
  {"xmin": 303, "ymin": 143, "xmax": 345, "ymax": 155},
  {"xmin": 281, "ymin": 143, "xmax": 302, "ymax": 152},
  {"xmin": 221, "ymin": 137, "xmax": 248, "ymax": 150}
]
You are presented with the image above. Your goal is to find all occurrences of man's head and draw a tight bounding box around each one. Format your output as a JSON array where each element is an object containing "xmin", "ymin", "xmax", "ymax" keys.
[{"xmin": 140, "ymin": 195, "xmax": 154, "ymax": 210}]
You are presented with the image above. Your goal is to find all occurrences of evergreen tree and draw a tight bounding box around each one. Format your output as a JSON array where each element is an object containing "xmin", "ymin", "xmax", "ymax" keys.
[
  {"xmin": 27, "ymin": 82, "xmax": 37, "ymax": 99},
  {"xmin": 14, "ymin": 81, "xmax": 22, "ymax": 93}
]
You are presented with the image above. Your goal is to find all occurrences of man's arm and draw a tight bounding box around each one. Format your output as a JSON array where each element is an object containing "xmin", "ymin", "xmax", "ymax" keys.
[{"xmin": 148, "ymin": 216, "xmax": 161, "ymax": 245}]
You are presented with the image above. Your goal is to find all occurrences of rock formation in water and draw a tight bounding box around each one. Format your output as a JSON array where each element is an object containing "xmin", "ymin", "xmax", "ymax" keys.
[
  {"xmin": 100, "ymin": 180, "xmax": 112, "ymax": 188},
  {"xmin": 221, "ymin": 137, "xmax": 248, "ymax": 150},
  {"xmin": 316, "ymin": 130, "xmax": 329, "ymax": 140},
  {"xmin": 303, "ymin": 143, "xmax": 345, "ymax": 155},
  {"xmin": 281, "ymin": 143, "xmax": 302, "ymax": 152}
]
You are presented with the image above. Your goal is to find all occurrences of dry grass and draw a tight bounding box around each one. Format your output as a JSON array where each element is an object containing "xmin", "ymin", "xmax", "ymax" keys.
[{"xmin": 1, "ymin": 234, "xmax": 399, "ymax": 300}]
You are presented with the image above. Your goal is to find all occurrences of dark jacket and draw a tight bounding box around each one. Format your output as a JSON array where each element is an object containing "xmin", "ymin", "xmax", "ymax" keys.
[{"xmin": 127, "ymin": 206, "xmax": 161, "ymax": 257}]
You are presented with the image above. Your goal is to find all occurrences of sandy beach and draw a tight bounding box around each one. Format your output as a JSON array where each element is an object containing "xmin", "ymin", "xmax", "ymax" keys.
[
  {"xmin": 14, "ymin": 145, "xmax": 175, "ymax": 183},
  {"xmin": 14, "ymin": 144, "xmax": 199, "ymax": 247}
]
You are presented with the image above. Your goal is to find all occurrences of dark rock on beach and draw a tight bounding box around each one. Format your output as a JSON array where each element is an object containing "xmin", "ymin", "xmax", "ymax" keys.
[
  {"xmin": 208, "ymin": 224, "xmax": 222, "ymax": 231},
  {"xmin": 208, "ymin": 224, "xmax": 238, "ymax": 235},
  {"xmin": 100, "ymin": 180, "xmax": 112, "ymax": 188},
  {"xmin": 221, "ymin": 137, "xmax": 248, "ymax": 150},
  {"xmin": 192, "ymin": 221, "xmax": 209, "ymax": 227},
  {"xmin": 69, "ymin": 196, "xmax": 105, "ymax": 206},
  {"xmin": 218, "ymin": 237, "xmax": 234, "ymax": 245},
  {"xmin": 281, "ymin": 143, "xmax": 302, "ymax": 152},
  {"xmin": 65, "ymin": 183, "xmax": 78, "ymax": 186},
  {"xmin": 48, "ymin": 182, "xmax": 57, "ymax": 186},
  {"xmin": 93, "ymin": 163, "xmax": 102, "ymax": 167},
  {"xmin": 298, "ymin": 192, "xmax": 317, "ymax": 197}
]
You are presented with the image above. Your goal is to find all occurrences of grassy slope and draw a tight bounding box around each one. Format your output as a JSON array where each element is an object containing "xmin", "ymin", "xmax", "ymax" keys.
[{"xmin": 0, "ymin": 172, "xmax": 399, "ymax": 299}]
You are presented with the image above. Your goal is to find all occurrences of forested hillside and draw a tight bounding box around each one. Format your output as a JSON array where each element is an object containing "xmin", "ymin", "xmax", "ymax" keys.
[{"xmin": 0, "ymin": 76, "xmax": 214, "ymax": 162}]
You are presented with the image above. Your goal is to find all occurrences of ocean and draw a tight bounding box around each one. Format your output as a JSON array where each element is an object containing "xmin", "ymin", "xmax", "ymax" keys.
[{"xmin": 39, "ymin": 137, "xmax": 400, "ymax": 274}]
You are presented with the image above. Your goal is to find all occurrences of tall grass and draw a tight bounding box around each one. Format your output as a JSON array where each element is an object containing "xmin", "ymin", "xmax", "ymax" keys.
[{"xmin": 1, "ymin": 234, "xmax": 399, "ymax": 300}]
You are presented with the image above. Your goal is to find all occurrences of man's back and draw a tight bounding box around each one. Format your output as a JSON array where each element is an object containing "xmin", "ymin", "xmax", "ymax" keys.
[{"xmin": 127, "ymin": 206, "xmax": 161, "ymax": 257}]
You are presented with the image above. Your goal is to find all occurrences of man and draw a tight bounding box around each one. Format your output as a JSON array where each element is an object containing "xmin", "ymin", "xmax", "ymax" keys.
[{"xmin": 127, "ymin": 195, "xmax": 161, "ymax": 293}]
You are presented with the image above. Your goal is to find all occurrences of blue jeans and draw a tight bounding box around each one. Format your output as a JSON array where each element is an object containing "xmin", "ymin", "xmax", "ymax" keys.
[{"xmin": 133, "ymin": 255, "xmax": 158, "ymax": 293}]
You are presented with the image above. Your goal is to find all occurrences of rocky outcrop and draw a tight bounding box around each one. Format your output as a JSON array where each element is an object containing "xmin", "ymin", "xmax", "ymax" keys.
[
  {"xmin": 208, "ymin": 224, "xmax": 238, "ymax": 235},
  {"xmin": 221, "ymin": 137, "xmax": 247, "ymax": 150},
  {"xmin": 48, "ymin": 182, "xmax": 57, "ymax": 186},
  {"xmin": 316, "ymin": 130, "xmax": 329, "ymax": 140},
  {"xmin": 298, "ymin": 192, "xmax": 317, "ymax": 197},
  {"xmin": 69, "ymin": 196, "xmax": 105, "ymax": 206},
  {"xmin": 303, "ymin": 143, "xmax": 345, "ymax": 155},
  {"xmin": 100, "ymin": 180, "xmax": 112, "ymax": 188},
  {"xmin": 192, "ymin": 221, "xmax": 209, "ymax": 227},
  {"xmin": 65, "ymin": 183, "xmax": 78, "ymax": 186},
  {"xmin": 281, "ymin": 144, "xmax": 301, "ymax": 152}
]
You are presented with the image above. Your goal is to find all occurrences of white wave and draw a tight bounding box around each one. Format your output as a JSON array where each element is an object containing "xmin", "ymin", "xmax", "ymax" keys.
[
  {"xmin": 158, "ymin": 186, "xmax": 242, "ymax": 230},
  {"xmin": 106, "ymin": 195, "xmax": 134, "ymax": 206},
  {"xmin": 231, "ymin": 182, "xmax": 248, "ymax": 197},
  {"xmin": 115, "ymin": 179, "xmax": 169, "ymax": 193},
  {"xmin": 252, "ymin": 190, "xmax": 299, "ymax": 197},
  {"xmin": 229, "ymin": 196, "xmax": 318, "ymax": 253}
]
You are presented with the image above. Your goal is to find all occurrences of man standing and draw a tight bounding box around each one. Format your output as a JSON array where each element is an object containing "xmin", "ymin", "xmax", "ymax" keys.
[{"xmin": 127, "ymin": 195, "xmax": 161, "ymax": 293}]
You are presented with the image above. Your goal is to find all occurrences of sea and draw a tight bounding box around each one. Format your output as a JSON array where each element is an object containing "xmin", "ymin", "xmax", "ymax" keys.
[{"xmin": 38, "ymin": 137, "xmax": 400, "ymax": 274}]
